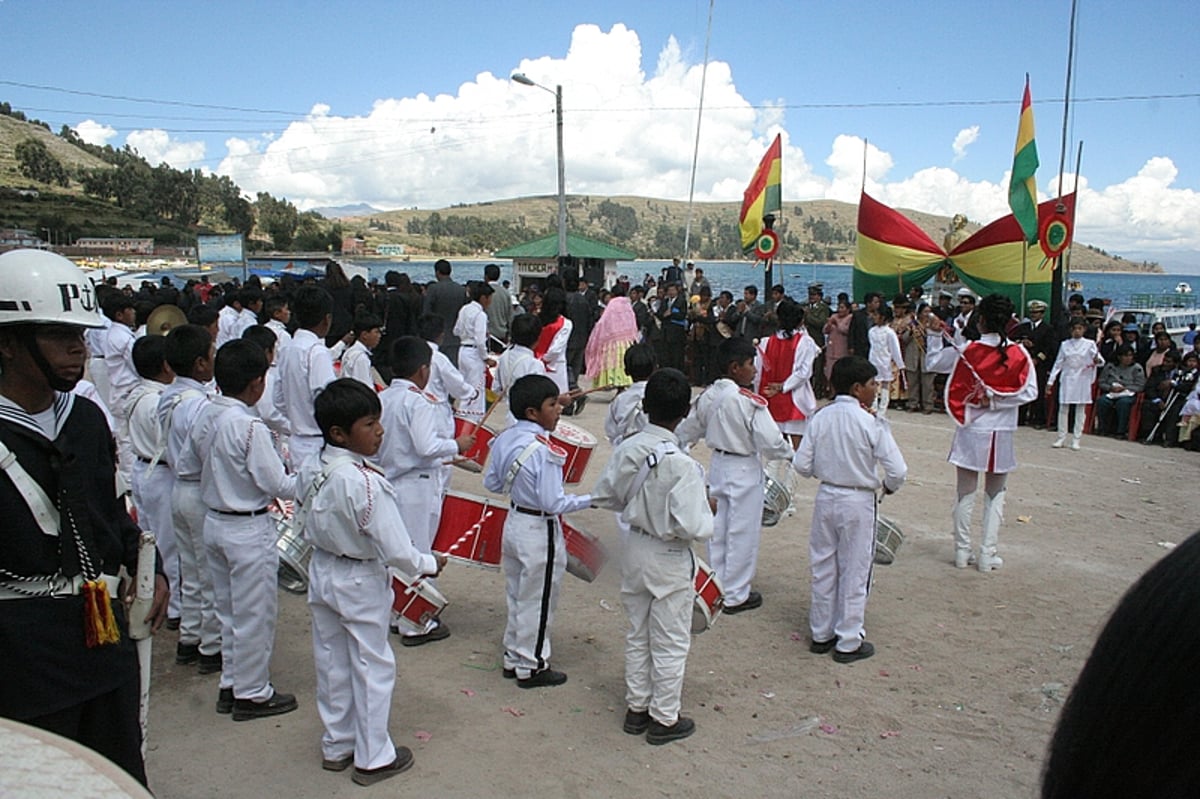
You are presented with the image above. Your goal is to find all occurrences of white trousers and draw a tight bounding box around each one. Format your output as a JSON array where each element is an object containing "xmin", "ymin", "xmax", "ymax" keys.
[
  {"xmin": 131, "ymin": 460, "xmax": 179, "ymax": 617},
  {"xmin": 620, "ymin": 533, "xmax": 693, "ymax": 726},
  {"xmin": 809, "ymin": 486, "xmax": 876, "ymax": 653},
  {"xmin": 501, "ymin": 511, "xmax": 566, "ymax": 677},
  {"xmin": 111, "ymin": 401, "xmax": 135, "ymax": 496},
  {"xmin": 457, "ymin": 348, "xmax": 486, "ymax": 419},
  {"xmin": 394, "ymin": 471, "xmax": 441, "ymax": 635},
  {"xmin": 1056, "ymin": 403, "xmax": 1086, "ymax": 443},
  {"xmin": 171, "ymin": 479, "xmax": 222, "ymax": 654},
  {"xmin": 203, "ymin": 511, "xmax": 279, "ymax": 701},
  {"xmin": 707, "ymin": 452, "xmax": 763, "ymax": 606},
  {"xmin": 308, "ymin": 550, "xmax": 397, "ymax": 770}
]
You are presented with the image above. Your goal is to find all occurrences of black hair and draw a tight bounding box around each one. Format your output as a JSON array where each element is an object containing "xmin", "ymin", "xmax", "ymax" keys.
[
  {"xmin": 510, "ymin": 313, "xmax": 543, "ymax": 348},
  {"xmin": 187, "ymin": 304, "xmax": 219, "ymax": 329},
  {"xmin": 1070, "ymin": 317, "xmax": 1090, "ymax": 330},
  {"xmin": 468, "ymin": 281, "xmax": 495, "ymax": 302},
  {"xmin": 1115, "ymin": 344, "xmax": 1136, "ymax": 358},
  {"xmin": 164, "ymin": 324, "xmax": 213, "ymax": 378},
  {"xmin": 743, "ymin": 284, "xmax": 758, "ymax": 297},
  {"xmin": 1041, "ymin": 529, "xmax": 1200, "ymax": 799},
  {"xmin": 314, "ymin": 377, "xmax": 381, "ymax": 444},
  {"xmin": 718, "ymin": 336, "xmax": 756, "ymax": 374},
  {"xmin": 241, "ymin": 324, "xmax": 277, "ymax": 357},
  {"xmin": 417, "ymin": 313, "xmax": 444, "ymax": 342},
  {"xmin": 623, "ymin": 342, "xmax": 658, "ymax": 381},
  {"xmin": 293, "ymin": 285, "xmax": 334, "ymax": 329},
  {"xmin": 775, "ymin": 299, "xmax": 803, "ymax": 335},
  {"xmin": 131, "ymin": 334, "xmax": 169, "ymax": 380},
  {"xmin": 484, "ymin": 263, "xmax": 501, "ymax": 281},
  {"xmin": 353, "ymin": 310, "xmax": 383, "ymax": 334},
  {"xmin": 540, "ymin": 287, "xmax": 566, "ymax": 324},
  {"xmin": 977, "ymin": 293, "xmax": 1015, "ymax": 364},
  {"xmin": 509, "ymin": 374, "xmax": 558, "ymax": 421},
  {"xmin": 863, "ymin": 291, "xmax": 882, "ymax": 305},
  {"xmin": 874, "ymin": 305, "xmax": 895, "ymax": 323},
  {"xmin": 390, "ymin": 335, "xmax": 431, "ymax": 379},
  {"xmin": 240, "ymin": 286, "xmax": 264, "ymax": 308},
  {"xmin": 264, "ymin": 294, "xmax": 289, "ymax": 319},
  {"xmin": 643, "ymin": 367, "xmax": 690, "ymax": 424},
  {"xmin": 830, "ymin": 356, "xmax": 877, "ymax": 396},
  {"xmin": 770, "ymin": 283, "xmax": 784, "ymax": 295},
  {"xmin": 213, "ymin": 338, "xmax": 268, "ymax": 396},
  {"xmin": 102, "ymin": 294, "xmax": 134, "ymax": 320},
  {"xmin": 434, "ymin": 258, "xmax": 452, "ymax": 276},
  {"xmin": 719, "ymin": 290, "xmax": 734, "ymax": 302}
]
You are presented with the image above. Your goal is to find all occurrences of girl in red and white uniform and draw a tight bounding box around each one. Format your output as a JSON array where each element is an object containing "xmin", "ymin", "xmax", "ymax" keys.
[{"xmin": 755, "ymin": 299, "xmax": 819, "ymax": 449}]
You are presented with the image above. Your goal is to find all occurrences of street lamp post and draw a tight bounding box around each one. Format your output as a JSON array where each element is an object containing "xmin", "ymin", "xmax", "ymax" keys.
[{"xmin": 512, "ymin": 73, "xmax": 567, "ymax": 260}]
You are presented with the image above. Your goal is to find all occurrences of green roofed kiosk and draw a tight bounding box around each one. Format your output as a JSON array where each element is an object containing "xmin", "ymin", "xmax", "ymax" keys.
[{"xmin": 495, "ymin": 232, "xmax": 636, "ymax": 296}]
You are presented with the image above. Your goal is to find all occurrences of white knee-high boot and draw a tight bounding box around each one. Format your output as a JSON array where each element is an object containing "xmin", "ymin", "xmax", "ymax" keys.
[
  {"xmin": 1053, "ymin": 404, "xmax": 1068, "ymax": 447},
  {"xmin": 953, "ymin": 493, "xmax": 976, "ymax": 568},
  {"xmin": 978, "ymin": 490, "xmax": 1006, "ymax": 572},
  {"xmin": 1071, "ymin": 405, "xmax": 1085, "ymax": 449}
]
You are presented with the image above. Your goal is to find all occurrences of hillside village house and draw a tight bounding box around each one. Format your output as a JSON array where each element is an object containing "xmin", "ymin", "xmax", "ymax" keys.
[{"xmin": 75, "ymin": 237, "xmax": 154, "ymax": 254}]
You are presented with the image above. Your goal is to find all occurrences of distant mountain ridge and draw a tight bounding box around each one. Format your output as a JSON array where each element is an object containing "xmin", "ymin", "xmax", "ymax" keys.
[{"xmin": 310, "ymin": 202, "xmax": 381, "ymax": 219}]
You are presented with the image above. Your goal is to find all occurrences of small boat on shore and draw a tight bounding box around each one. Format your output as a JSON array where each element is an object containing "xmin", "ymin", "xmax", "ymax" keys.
[{"xmin": 1068, "ymin": 279, "xmax": 1084, "ymax": 292}]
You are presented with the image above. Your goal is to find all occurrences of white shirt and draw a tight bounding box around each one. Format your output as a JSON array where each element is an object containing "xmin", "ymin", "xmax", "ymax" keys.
[
  {"xmin": 296, "ymin": 445, "xmax": 437, "ymax": 573},
  {"xmin": 215, "ymin": 305, "xmax": 241, "ymax": 348},
  {"xmin": 1047, "ymin": 337, "xmax": 1104, "ymax": 405},
  {"xmin": 675, "ymin": 378, "xmax": 793, "ymax": 462},
  {"xmin": 604, "ymin": 380, "xmax": 648, "ymax": 445},
  {"xmin": 265, "ymin": 319, "xmax": 292, "ymax": 350},
  {"xmin": 103, "ymin": 322, "xmax": 138, "ymax": 405},
  {"xmin": 868, "ymin": 324, "xmax": 905, "ymax": 382},
  {"xmin": 200, "ymin": 398, "xmax": 296, "ymax": 511},
  {"xmin": 427, "ymin": 341, "xmax": 475, "ymax": 404},
  {"xmin": 158, "ymin": 376, "xmax": 213, "ymax": 478},
  {"xmin": 591, "ymin": 424, "xmax": 713, "ymax": 542},
  {"xmin": 378, "ymin": 379, "xmax": 459, "ymax": 479},
  {"xmin": 792, "ymin": 396, "xmax": 907, "ymax": 492},
  {"xmin": 541, "ymin": 318, "xmax": 573, "ymax": 393},
  {"xmin": 125, "ymin": 378, "xmax": 167, "ymax": 460},
  {"xmin": 340, "ymin": 340, "xmax": 374, "ymax": 388},
  {"xmin": 453, "ymin": 301, "xmax": 488, "ymax": 352},
  {"xmin": 254, "ymin": 366, "xmax": 291, "ymax": 437},
  {"xmin": 925, "ymin": 332, "xmax": 1040, "ymax": 432},
  {"xmin": 494, "ymin": 345, "xmax": 545, "ymax": 397},
  {"xmin": 482, "ymin": 420, "xmax": 591, "ymax": 515},
  {"xmin": 275, "ymin": 328, "xmax": 337, "ymax": 438},
  {"xmin": 236, "ymin": 308, "xmax": 259, "ymax": 339},
  {"xmin": 755, "ymin": 330, "xmax": 820, "ymax": 419}
]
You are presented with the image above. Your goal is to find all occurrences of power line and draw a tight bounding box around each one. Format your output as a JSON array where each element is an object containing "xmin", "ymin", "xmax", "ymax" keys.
[{"xmin": 0, "ymin": 79, "xmax": 307, "ymax": 115}]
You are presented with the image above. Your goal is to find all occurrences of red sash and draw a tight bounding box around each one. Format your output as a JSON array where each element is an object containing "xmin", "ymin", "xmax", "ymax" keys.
[
  {"xmin": 946, "ymin": 341, "xmax": 1031, "ymax": 426},
  {"xmin": 761, "ymin": 333, "xmax": 805, "ymax": 423},
  {"xmin": 533, "ymin": 315, "xmax": 566, "ymax": 359}
]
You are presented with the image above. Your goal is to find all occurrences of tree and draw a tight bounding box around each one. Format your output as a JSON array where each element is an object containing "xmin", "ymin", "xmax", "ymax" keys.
[
  {"xmin": 14, "ymin": 138, "xmax": 69, "ymax": 186},
  {"xmin": 254, "ymin": 192, "xmax": 299, "ymax": 249}
]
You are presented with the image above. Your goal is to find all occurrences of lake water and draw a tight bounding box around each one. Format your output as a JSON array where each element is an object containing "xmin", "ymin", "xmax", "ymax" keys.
[{"xmin": 255, "ymin": 257, "xmax": 1197, "ymax": 310}]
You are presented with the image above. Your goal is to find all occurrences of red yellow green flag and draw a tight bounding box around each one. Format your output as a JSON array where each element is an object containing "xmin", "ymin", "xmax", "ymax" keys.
[
  {"xmin": 739, "ymin": 134, "xmax": 782, "ymax": 253},
  {"xmin": 1008, "ymin": 77, "xmax": 1040, "ymax": 243}
]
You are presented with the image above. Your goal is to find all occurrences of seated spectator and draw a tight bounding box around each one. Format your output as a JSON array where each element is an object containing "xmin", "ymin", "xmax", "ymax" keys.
[
  {"xmin": 1094, "ymin": 345, "xmax": 1145, "ymax": 437},
  {"xmin": 1143, "ymin": 331, "xmax": 1177, "ymax": 373},
  {"xmin": 1145, "ymin": 350, "xmax": 1198, "ymax": 447}
]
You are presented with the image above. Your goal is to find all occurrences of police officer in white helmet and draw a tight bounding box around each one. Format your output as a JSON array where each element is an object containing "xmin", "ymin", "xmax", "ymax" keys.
[{"xmin": 0, "ymin": 249, "xmax": 168, "ymax": 787}]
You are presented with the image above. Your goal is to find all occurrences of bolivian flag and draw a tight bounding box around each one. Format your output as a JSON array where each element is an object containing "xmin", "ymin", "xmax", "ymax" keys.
[
  {"xmin": 853, "ymin": 191, "xmax": 1075, "ymax": 307},
  {"xmin": 1009, "ymin": 77, "xmax": 1039, "ymax": 243},
  {"xmin": 739, "ymin": 134, "xmax": 782, "ymax": 253}
]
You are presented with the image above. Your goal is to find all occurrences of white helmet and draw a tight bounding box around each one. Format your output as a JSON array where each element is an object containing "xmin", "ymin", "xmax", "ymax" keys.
[{"xmin": 0, "ymin": 249, "xmax": 104, "ymax": 328}]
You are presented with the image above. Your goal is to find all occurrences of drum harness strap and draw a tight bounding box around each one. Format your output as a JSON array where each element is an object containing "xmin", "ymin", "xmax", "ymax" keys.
[
  {"xmin": 148, "ymin": 388, "xmax": 202, "ymax": 471},
  {"xmin": 501, "ymin": 439, "xmax": 545, "ymax": 495},
  {"xmin": 292, "ymin": 454, "xmax": 358, "ymax": 544}
]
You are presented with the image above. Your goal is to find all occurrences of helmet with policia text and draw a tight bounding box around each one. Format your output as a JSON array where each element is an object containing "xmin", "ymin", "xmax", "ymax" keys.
[{"xmin": 0, "ymin": 249, "xmax": 103, "ymax": 328}]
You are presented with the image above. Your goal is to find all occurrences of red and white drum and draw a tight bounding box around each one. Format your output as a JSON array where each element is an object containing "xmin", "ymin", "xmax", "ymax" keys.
[
  {"xmin": 452, "ymin": 414, "xmax": 496, "ymax": 473},
  {"xmin": 562, "ymin": 520, "xmax": 607, "ymax": 582},
  {"xmin": 432, "ymin": 491, "xmax": 507, "ymax": 570},
  {"xmin": 691, "ymin": 557, "xmax": 725, "ymax": 634},
  {"xmin": 550, "ymin": 421, "xmax": 596, "ymax": 485},
  {"xmin": 390, "ymin": 571, "xmax": 448, "ymax": 635}
]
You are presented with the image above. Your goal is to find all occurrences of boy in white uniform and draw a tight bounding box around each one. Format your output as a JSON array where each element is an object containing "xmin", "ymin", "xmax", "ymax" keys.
[
  {"xmin": 419, "ymin": 313, "xmax": 479, "ymax": 495},
  {"xmin": 867, "ymin": 304, "xmax": 905, "ymax": 417},
  {"xmin": 482, "ymin": 375, "xmax": 591, "ymax": 688},
  {"xmin": 263, "ymin": 295, "xmax": 293, "ymax": 350},
  {"xmin": 301, "ymin": 378, "xmax": 446, "ymax": 785},
  {"xmin": 1046, "ymin": 317, "xmax": 1103, "ymax": 450},
  {"xmin": 340, "ymin": 312, "xmax": 383, "ymax": 390},
  {"xmin": 793, "ymin": 356, "xmax": 907, "ymax": 663},
  {"xmin": 495, "ymin": 314, "xmax": 547, "ymax": 427},
  {"xmin": 592, "ymin": 368, "xmax": 712, "ymax": 745},
  {"xmin": 126, "ymin": 335, "xmax": 180, "ymax": 621},
  {"xmin": 452, "ymin": 281, "xmax": 495, "ymax": 420},
  {"xmin": 275, "ymin": 286, "xmax": 337, "ymax": 469},
  {"xmin": 676, "ymin": 337, "xmax": 793, "ymax": 613},
  {"xmin": 604, "ymin": 343, "xmax": 656, "ymax": 447},
  {"xmin": 199, "ymin": 339, "xmax": 298, "ymax": 720},
  {"xmin": 241, "ymin": 325, "xmax": 291, "ymax": 441},
  {"xmin": 377, "ymin": 337, "xmax": 474, "ymax": 646},
  {"xmin": 101, "ymin": 294, "xmax": 139, "ymax": 489},
  {"xmin": 160, "ymin": 324, "xmax": 222, "ymax": 671}
]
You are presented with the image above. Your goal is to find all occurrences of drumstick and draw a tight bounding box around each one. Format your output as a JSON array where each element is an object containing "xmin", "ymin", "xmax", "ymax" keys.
[
  {"xmin": 435, "ymin": 509, "xmax": 495, "ymax": 556},
  {"xmin": 570, "ymin": 384, "xmax": 617, "ymax": 397}
]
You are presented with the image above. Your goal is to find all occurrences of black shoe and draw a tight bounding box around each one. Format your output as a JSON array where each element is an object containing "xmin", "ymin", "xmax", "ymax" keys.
[
  {"xmin": 215, "ymin": 687, "xmax": 234, "ymax": 715},
  {"xmin": 623, "ymin": 709, "xmax": 651, "ymax": 735},
  {"xmin": 502, "ymin": 668, "xmax": 516, "ymax": 680},
  {"xmin": 832, "ymin": 641, "xmax": 876, "ymax": 664},
  {"xmin": 321, "ymin": 753, "xmax": 353, "ymax": 772},
  {"xmin": 399, "ymin": 621, "xmax": 451, "ymax": 647},
  {"xmin": 809, "ymin": 637, "xmax": 837, "ymax": 654},
  {"xmin": 231, "ymin": 689, "xmax": 298, "ymax": 721},
  {"xmin": 646, "ymin": 716, "xmax": 695, "ymax": 745},
  {"xmin": 722, "ymin": 590, "xmax": 763, "ymax": 615},
  {"xmin": 517, "ymin": 668, "xmax": 568, "ymax": 689},
  {"xmin": 352, "ymin": 746, "xmax": 414, "ymax": 786},
  {"xmin": 165, "ymin": 616, "xmax": 181, "ymax": 631},
  {"xmin": 175, "ymin": 642, "xmax": 199, "ymax": 665},
  {"xmin": 197, "ymin": 652, "xmax": 222, "ymax": 674}
]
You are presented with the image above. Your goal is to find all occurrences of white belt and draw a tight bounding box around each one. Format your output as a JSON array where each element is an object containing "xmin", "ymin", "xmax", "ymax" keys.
[{"xmin": 0, "ymin": 572, "xmax": 121, "ymax": 601}]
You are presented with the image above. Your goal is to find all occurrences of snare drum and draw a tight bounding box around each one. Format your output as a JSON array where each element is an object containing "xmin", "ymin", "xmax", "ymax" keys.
[
  {"xmin": 452, "ymin": 414, "xmax": 496, "ymax": 473},
  {"xmin": 432, "ymin": 491, "xmax": 507, "ymax": 570},
  {"xmin": 391, "ymin": 571, "xmax": 448, "ymax": 635},
  {"xmin": 562, "ymin": 521, "xmax": 607, "ymax": 582},
  {"xmin": 691, "ymin": 557, "xmax": 725, "ymax": 634},
  {"xmin": 550, "ymin": 421, "xmax": 597, "ymax": 485},
  {"xmin": 271, "ymin": 499, "xmax": 311, "ymax": 595},
  {"xmin": 762, "ymin": 474, "xmax": 791, "ymax": 527},
  {"xmin": 874, "ymin": 514, "xmax": 904, "ymax": 565}
]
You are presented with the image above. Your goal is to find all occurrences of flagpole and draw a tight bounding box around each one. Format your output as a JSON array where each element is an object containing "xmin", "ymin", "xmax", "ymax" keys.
[
  {"xmin": 681, "ymin": 0, "xmax": 714, "ymax": 263},
  {"xmin": 1061, "ymin": 142, "xmax": 1083, "ymax": 302}
]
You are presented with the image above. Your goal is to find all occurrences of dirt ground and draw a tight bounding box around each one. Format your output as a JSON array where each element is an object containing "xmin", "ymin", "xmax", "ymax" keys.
[{"xmin": 143, "ymin": 392, "xmax": 1198, "ymax": 798}]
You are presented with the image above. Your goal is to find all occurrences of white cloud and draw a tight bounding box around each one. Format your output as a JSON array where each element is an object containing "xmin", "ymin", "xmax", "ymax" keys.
[
  {"xmin": 74, "ymin": 119, "xmax": 117, "ymax": 147},
  {"xmin": 124, "ymin": 129, "xmax": 206, "ymax": 170},
  {"xmin": 210, "ymin": 22, "xmax": 1199, "ymax": 266},
  {"xmin": 952, "ymin": 126, "xmax": 979, "ymax": 162}
]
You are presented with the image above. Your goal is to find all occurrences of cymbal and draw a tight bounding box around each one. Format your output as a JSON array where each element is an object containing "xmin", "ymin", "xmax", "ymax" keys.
[{"xmin": 146, "ymin": 304, "xmax": 187, "ymax": 336}]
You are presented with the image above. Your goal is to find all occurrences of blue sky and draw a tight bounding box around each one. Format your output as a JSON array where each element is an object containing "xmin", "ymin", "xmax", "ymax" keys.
[{"xmin": 2, "ymin": 0, "xmax": 1197, "ymax": 269}]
